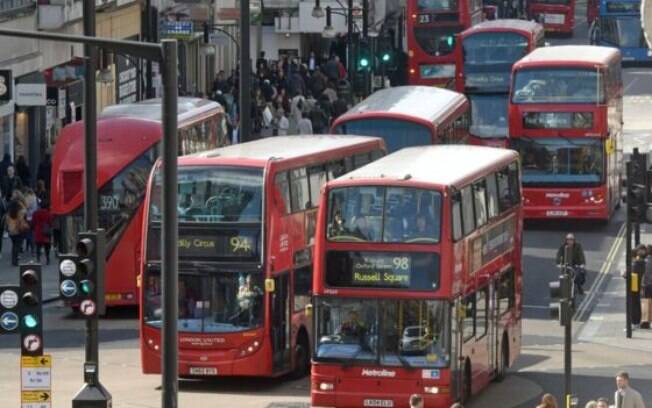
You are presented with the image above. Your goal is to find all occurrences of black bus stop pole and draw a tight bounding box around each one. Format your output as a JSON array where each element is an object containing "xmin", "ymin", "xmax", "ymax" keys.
[
  {"xmin": 160, "ymin": 39, "xmax": 179, "ymax": 408},
  {"xmin": 626, "ymin": 161, "xmax": 633, "ymax": 338}
]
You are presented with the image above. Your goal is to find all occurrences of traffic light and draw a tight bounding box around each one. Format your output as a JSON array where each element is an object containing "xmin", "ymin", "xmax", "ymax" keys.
[
  {"xmin": 357, "ymin": 41, "xmax": 371, "ymax": 72},
  {"xmin": 58, "ymin": 230, "xmax": 106, "ymax": 316},
  {"xmin": 19, "ymin": 264, "xmax": 42, "ymax": 356},
  {"xmin": 549, "ymin": 274, "xmax": 573, "ymax": 326}
]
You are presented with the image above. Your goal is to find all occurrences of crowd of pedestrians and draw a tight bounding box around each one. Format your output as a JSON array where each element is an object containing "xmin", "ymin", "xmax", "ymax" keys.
[
  {"xmin": 0, "ymin": 153, "xmax": 53, "ymax": 266},
  {"xmin": 210, "ymin": 51, "xmax": 356, "ymax": 142}
]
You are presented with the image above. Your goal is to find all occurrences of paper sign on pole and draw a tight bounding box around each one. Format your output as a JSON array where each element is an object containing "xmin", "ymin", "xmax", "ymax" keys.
[{"xmin": 21, "ymin": 355, "xmax": 51, "ymax": 408}]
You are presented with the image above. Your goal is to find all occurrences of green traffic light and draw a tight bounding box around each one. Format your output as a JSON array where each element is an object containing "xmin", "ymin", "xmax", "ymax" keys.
[
  {"xmin": 80, "ymin": 280, "xmax": 94, "ymax": 295},
  {"xmin": 382, "ymin": 53, "xmax": 391, "ymax": 62},
  {"xmin": 359, "ymin": 58, "xmax": 369, "ymax": 68},
  {"xmin": 447, "ymin": 36, "xmax": 454, "ymax": 47},
  {"xmin": 23, "ymin": 314, "xmax": 38, "ymax": 329}
]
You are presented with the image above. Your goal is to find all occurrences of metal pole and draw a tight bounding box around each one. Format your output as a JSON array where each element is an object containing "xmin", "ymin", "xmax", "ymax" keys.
[
  {"xmin": 239, "ymin": 0, "xmax": 251, "ymax": 142},
  {"xmin": 347, "ymin": 0, "xmax": 353, "ymax": 77},
  {"xmin": 562, "ymin": 245, "xmax": 572, "ymax": 406},
  {"xmin": 626, "ymin": 161, "xmax": 633, "ymax": 338},
  {"xmin": 635, "ymin": 222, "xmax": 641, "ymax": 246},
  {"xmin": 160, "ymin": 39, "xmax": 179, "ymax": 408},
  {"xmin": 82, "ymin": 0, "xmax": 99, "ymax": 382},
  {"xmin": 145, "ymin": 0, "xmax": 154, "ymax": 98}
]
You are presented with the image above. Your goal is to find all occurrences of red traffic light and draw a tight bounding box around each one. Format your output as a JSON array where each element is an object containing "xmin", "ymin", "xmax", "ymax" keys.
[
  {"xmin": 21, "ymin": 269, "xmax": 39, "ymax": 286},
  {"xmin": 76, "ymin": 238, "xmax": 94, "ymax": 258}
]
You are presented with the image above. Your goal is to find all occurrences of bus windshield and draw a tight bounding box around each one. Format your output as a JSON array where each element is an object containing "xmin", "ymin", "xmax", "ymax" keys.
[
  {"xmin": 418, "ymin": 0, "xmax": 458, "ymax": 11},
  {"xmin": 512, "ymin": 138, "xmax": 604, "ymax": 185},
  {"xmin": 600, "ymin": 16, "xmax": 646, "ymax": 48},
  {"xmin": 144, "ymin": 270, "xmax": 264, "ymax": 333},
  {"xmin": 334, "ymin": 119, "xmax": 432, "ymax": 153},
  {"xmin": 327, "ymin": 186, "xmax": 442, "ymax": 243},
  {"xmin": 315, "ymin": 298, "xmax": 450, "ymax": 368},
  {"xmin": 463, "ymin": 32, "xmax": 529, "ymax": 90},
  {"xmin": 58, "ymin": 147, "xmax": 156, "ymax": 254},
  {"xmin": 414, "ymin": 26, "xmax": 460, "ymax": 57},
  {"xmin": 470, "ymin": 94, "xmax": 508, "ymax": 138},
  {"xmin": 512, "ymin": 68, "xmax": 603, "ymax": 104},
  {"xmin": 150, "ymin": 166, "xmax": 263, "ymax": 223}
]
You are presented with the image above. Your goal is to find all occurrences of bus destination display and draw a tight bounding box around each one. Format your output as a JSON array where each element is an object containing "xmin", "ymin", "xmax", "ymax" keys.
[
  {"xmin": 326, "ymin": 251, "xmax": 440, "ymax": 290},
  {"xmin": 351, "ymin": 254, "xmax": 412, "ymax": 287}
]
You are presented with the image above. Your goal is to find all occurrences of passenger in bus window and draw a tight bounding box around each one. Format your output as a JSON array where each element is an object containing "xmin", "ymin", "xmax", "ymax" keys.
[
  {"xmin": 413, "ymin": 213, "xmax": 436, "ymax": 239},
  {"xmin": 237, "ymin": 274, "xmax": 263, "ymax": 324},
  {"xmin": 352, "ymin": 216, "xmax": 374, "ymax": 241}
]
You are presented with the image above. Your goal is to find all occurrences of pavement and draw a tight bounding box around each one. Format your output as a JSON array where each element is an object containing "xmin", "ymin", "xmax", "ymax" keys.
[{"xmin": 0, "ymin": 233, "xmax": 61, "ymax": 302}]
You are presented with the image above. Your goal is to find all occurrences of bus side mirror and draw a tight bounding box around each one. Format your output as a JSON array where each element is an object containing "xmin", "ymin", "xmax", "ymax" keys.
[
  {"xmin": 265, "ymin": 278, "xmax": 275, "ymax": 293},
  {"xmin": 305, "ymin": 303, "xmax": 313, "ymax": 317}
]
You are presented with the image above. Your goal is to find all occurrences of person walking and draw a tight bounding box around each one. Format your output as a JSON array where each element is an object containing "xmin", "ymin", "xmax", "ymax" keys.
[
  {"xmin": 4, "ymin": 196, "xmax": 28, "ymax": 266},
  {"xmin": 614, "ymin": 371, "xmax": 645, "ymax": 408},
  {"xmin": 537, "ymin": 393, "xmax": 558, "ymax": 408},
  {"xmin": 297, "ymin": 111, "xmax": 313, "ymax": 135},
  {"xmin": 0, "ymin": 153, "xmax": 12, "ymax": 180},
  {"xmin": 15, "ymin": 155, "xmax": 30, "ymax": 187},
  {"xmin": 640, "ymin": 245, "xmax": 652, "ymax": 329},
  {"xmin": 596, "ymin": 398, "xmax": 609, "ymax": 408},
  {"xmin": 1, "ymin": 165, "xmax": 23, "ymax": 202},
  {"xmin": 585, "ymin": 401, "xmax": 598, "ymax": 408},
  {"xmin": 556, "ymin": 233, "xmax": 587, "ymax": 295},
  {"xmin": 23, "ymin": 188, "xmax": 38, "ymax": 255},
  {"xmin": 276, "ymin": 109, "xmax": 289, "ymax": 136},
  {"xmin": 32, "ymin": 199, "xmax": 53, "ymax": 265},
  {"xmin": 36, "ymin": 153, "xmax": 51, "ymax": 192}
]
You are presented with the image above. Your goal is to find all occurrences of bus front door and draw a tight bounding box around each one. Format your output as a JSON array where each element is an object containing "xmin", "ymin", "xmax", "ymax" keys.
[{"xmin": 271, "ymin": 273, "xmax": 291, "ymax": 373}]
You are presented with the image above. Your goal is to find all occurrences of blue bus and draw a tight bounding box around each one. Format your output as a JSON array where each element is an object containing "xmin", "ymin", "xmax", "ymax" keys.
[{"xmin": 591, "ymin": 0, "xmax": 651, "ymax": 63}]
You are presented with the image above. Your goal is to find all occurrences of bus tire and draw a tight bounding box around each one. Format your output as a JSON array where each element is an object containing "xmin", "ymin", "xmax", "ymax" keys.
[
  {"xmin": 462, "ymin": 360, "xmax": 472, "ymax": 404},
  {"xmin": 495, "ymin": 334, "xmax": 509, "ymax": 382},
  {"xmin": 290, "ymin": 329, "xmax": 310, "ymax": 380}
]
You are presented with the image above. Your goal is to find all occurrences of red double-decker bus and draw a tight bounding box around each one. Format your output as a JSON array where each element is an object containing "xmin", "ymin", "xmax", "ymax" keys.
[
  {"xmin": 456, "ymin": 20, "xmax": 544, "ymax": 147},
  {"xmin": 311, "ymin": 145, "xmax": 523, "ymax": 407},
  {"xmin": 140, "ymin": 135, "xmax": 386, "ymax": 378},
  {"xmin": 407, "ymin": 0, "xmax": 484, "ymax": 87},
  {"xmin": 527, "ymin": 0, "xmax": 575, "ymax": 34},
  {"xmin": 509, "ymin": 46, "xmax": 623, "ymax": 220},
  {"xmin": 332, "ymin": 86, "xmax": 469, "ymax": 153},
  {"xmin": 51, "ymin": 98, "xmax": 228, "ymax": 307}
]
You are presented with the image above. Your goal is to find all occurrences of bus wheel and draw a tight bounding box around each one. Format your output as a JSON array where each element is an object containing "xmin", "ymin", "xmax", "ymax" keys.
[
  {"xmin": 462, "ymin": 360, "xmax": 472, "ymax": 404},
  {"xmin": 495, "ymin": 335, "xmax": 509, "ymax": 382},
  {"xmin": 290, "ymin": 331, "xmax": 310, "ymax": 379}
]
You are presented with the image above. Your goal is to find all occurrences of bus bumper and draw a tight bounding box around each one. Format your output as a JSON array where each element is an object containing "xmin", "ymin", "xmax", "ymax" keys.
[{"xmin": 523, "ymin": 205, "xmax": 609, "ymax": 220}]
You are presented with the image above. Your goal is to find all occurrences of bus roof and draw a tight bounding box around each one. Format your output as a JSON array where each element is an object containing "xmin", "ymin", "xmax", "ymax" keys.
[
  {"xmin": 336, "ymin": 145, "xmax": 518, "ymax": 188},
  {"xmin": 100, "ymin": 97, "xmax": 222, "ymax": 123},
  {"xmin": 461, "ymin": 19, "xmax": 543, "ymax": 38},
  {"xmin": 334, "ymin": 86, "xmax": 467, "ymax": 127},
  {"xmin": 182, "ymin": 135, "xmax": 383, "ymax": 165},
  {"xmin": 514, "ymin": 45, "xmax": 620, "ymax": 68}
]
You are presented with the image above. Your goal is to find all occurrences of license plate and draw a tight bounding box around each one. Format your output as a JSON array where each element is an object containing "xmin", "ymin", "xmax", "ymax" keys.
[
  {"xmin": 363, "ymin": 400, "xmax": 394, "ymax": 407},
  {"xmin": 546, "ymin": 210, "xmax": 568, "ymax": 217},
  {"xmin": 545, "ymin": 14, "xmax": 564, "ymax": 24},
  {"xmin": 189, "ymin": 367, "xmax": 217, "ymax": 375}
]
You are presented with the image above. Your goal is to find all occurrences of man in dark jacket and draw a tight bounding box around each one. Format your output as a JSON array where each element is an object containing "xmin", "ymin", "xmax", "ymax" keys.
[
  {"xmin": 37, "ymin": 154, "xmax": 51, "ymax": 191},
  {"xmin": 0, "ymin": 153, "xmax": 11, "ymax": 180},
  {"xmin": 556, "ymin": 233, "xmax": 586, "ymax": 294},
  {"xmin": 2, "ymin": 165, "xmax": 23, "ymax": 201}
]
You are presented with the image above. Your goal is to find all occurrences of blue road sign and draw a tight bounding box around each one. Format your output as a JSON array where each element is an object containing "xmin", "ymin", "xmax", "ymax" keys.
[
  {"xmin": 60, "ymin": 280, "xmax": 78, "ymax": 298},
  {"xmin": 0, "ymin": 311, "xmax": 19, "ymax": 331}
]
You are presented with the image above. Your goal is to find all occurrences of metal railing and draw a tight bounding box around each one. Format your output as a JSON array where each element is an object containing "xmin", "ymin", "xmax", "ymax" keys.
[{"xmin": 0, "ymin": 0, "xmax": 35, "ymax": 16}]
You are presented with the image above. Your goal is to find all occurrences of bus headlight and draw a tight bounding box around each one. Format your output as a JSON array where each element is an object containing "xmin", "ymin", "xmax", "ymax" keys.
[
  {"xmin": 424, "ymin": 386, "xmax": 439, "ymax": 394},
  {"xmin": 239, "ymin": 339, "xmax": 262, "ymax": 357},
  {"xmin": 319, "ymin": 382, "xmax": 335, "ymax": 391}
]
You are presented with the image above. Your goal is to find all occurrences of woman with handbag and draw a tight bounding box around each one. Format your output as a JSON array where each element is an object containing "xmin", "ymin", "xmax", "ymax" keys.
[
  {"xmin": 32, "ymin": 199, "xmax": 53, "ymax": 265},
  {"xmin": 5, "ymin": 196, "xmax": 28, "ymax": 266}
]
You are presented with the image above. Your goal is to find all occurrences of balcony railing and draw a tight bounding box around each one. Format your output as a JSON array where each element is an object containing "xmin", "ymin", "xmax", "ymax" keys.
[{"xmin": 0, "ymin": 0, "xmax": 35, "ymax": 16}]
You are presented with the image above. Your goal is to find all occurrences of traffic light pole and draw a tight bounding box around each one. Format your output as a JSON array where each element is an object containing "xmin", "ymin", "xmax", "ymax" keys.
[
  {"xmin": 626, "ymin": 161, "xmax": 633, "ymax": 338},
  {"xmin": 240, "ymin": 0, "xmax": 252, "ymax": 142},
  {"xmin": 563, "ymin": 246, "xmax": 572, "ymax": 407}
]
